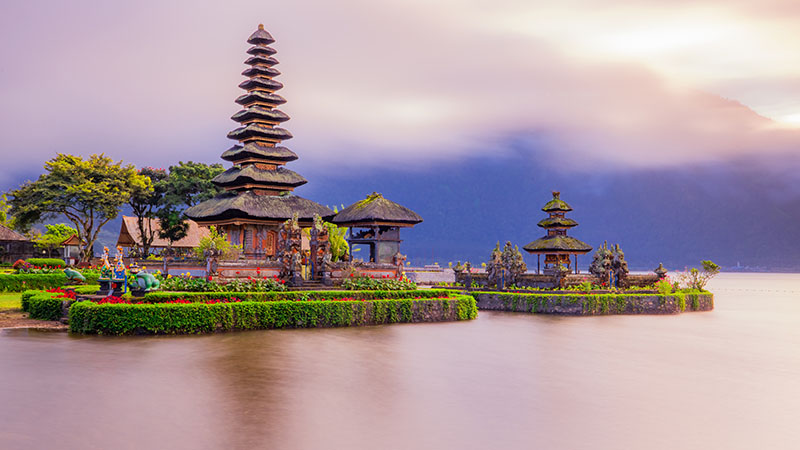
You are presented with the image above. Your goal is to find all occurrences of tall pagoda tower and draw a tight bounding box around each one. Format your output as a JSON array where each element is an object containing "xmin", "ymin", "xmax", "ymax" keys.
[
  {"xmin": 186, "ymin": 25, "xmax": 333, "ymax": 258},
  {"xmin": 522, "ymin": 191, "xmax": 592, "ymax": 274}
]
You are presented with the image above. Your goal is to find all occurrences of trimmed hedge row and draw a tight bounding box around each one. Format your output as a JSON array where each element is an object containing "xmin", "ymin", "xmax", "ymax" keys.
[
  {"xmin": 0, "ymin": 273, "xmax": 68, "ymax": 292},
  {"xmin": 21, "ymin": 286, "xmax": 100, "ymax": 318},
  {"xmin": 69, "ymin": 295, "xmax": 478, "ymax": 335},
  {"xmin": 143, "ymin": 289, "xmax": 453, "ymax": 303},
  {"xmin": 472, "ymin": 291, "xmax": 713, "ymax": 315},
  {"xmin": 26, "ymin": 258, "xmax": 67, "ymax": 268}
]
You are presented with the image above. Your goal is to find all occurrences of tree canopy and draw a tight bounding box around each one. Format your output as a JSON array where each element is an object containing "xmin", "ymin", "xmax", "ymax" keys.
[
  {"xmin": 33, "ymin": 223, "xmax": 78, "ymax": 256},
  {"xmin": 9, "ymin": 153, "xmax": 150, "ymax": 262},
  {"xmin": 128, "ymin": 167, "xmax": 168, "ymax": 257}
]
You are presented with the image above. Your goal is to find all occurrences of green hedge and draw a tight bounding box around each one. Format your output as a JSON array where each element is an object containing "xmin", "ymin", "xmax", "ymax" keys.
[
  {"xmin": 69, "ymin": 294, "xmax": 477, "ymax": 335},
  {"xmin": 26, "ymin": 258, "xmax": 67, "ymax": 268},
  {"xmin": 21, "ymin": 286, "xmax": 100, "ymax": 314},
  {"xmin": 143, "ymin": 289, "xmax": 453, "ymax": 303},
  {"xmin": 21, "ymin": 291, "xmax": 64, "ymax": 320},
  {"xmin": 0, "ymin": 273, "xmax": 67, "ymax": 292}
]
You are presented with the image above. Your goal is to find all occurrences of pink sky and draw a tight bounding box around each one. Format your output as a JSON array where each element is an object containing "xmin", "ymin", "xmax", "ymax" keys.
[{"xmin": 1, "ymin": 0, "xmax": 799, "ymax": 187}]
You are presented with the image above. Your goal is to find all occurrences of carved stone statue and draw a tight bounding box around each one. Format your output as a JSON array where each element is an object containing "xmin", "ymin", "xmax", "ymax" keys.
[
  {"xmin": 392, "ymin": 252, "xmax": 407, "ymax": 278},
  {"xmin": 486, "ymin": 243, "xmax": 502, "ymax": 288}
]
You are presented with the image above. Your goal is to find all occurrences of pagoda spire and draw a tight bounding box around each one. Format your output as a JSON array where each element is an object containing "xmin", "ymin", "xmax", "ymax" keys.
[{"xmin": 214, "ymin": 24, "xmax": 306, "ymax": 195}]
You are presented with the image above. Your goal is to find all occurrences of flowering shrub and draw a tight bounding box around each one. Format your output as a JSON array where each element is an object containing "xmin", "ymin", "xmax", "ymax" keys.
[
  {"xmin": 341, "ymin": 275, "xmax": 416, "ymax": 291},
  {"xmin": 46, "ymin": 287, "xmax": 77, "ymax": 300},
  {"xmin": 158, "ymin": 275, "xmax": 286, "ymax": 292}
]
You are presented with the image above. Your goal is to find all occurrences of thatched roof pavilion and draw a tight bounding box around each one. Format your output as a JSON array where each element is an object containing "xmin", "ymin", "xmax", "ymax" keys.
[
  {"xmin": 523, "ymin": 191, "xmax": 592, "ymax": 274},
  {"xmin": 333, "ymin": 193, "xmax": 422, "ymax": 264},
  {"xmin": 186, "ymin": 25, "xmax": 333, "ymax": 258}
]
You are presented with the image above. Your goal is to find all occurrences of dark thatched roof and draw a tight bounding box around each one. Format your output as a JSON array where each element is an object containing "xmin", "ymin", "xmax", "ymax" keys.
[
  {"xmin": 247, "ymin": 45, "xmax": 276, "ymax": 56},
  {"xmin": 537, "ymin": 217, "xmax": 578, "ymax": 228},
  {"xmin": 238, "ymin": 77, "xmax": 283, "ymax": 92},
  {"xmin": 523, "ymin": 235, "xmax": 592, "ymax": 254},
  {"xmin": 227, "ymin": 124, "xmax": 292, "ymax": 142},
  {"xmin": 242, "ymin": 66, "xmax": 280, "ymax": 78},
  {"xmin": 244, "ymin": 55, "xmax": 279, "ymax": 67},
  {"xmin": 332, "ymin": 192, "xmax": 423, "ymax": 226},
  {"xmin": 213, "ymin": 166, "xmax": 307, "ymax": 188},
  {"xmin": 186, "ymin": 191, "xmax": 334, "ymax": 223},
  {"xmin": 247, "ymin": 25, "xmax": 275, "ymax": 45},
  {"xmin": 0, "ymin": 224, "xmax": 28, "ymax": 242},
  {"xmin": 235, "ymin": 91, "xmax": 286, "ymax": 107},
  {"xmin": 231, "ymin": 107, "xmax": 289, "ymax": 124},
  {"xmin": 221, "ymin": 144, "xmax": 298, "ymax": 162},
  {"xmin": 542, "ymin": 191, "xmax": 573, "ymax": 212}
]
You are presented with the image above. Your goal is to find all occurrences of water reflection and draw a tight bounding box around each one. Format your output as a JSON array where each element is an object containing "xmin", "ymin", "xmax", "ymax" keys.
[{"xmin": 2, "ymin": 273, "xmax": 800, "ymax": 450}]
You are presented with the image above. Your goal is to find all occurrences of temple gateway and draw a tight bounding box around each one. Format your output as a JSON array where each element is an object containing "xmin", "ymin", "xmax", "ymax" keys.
[{"xmin": 186, "ymin": 25, "xmax": 334, "ymax": 258}]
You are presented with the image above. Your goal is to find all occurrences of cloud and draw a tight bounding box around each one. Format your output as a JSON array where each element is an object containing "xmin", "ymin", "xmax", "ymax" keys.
[{"xmin": 1, "ymin": 0, "xmax": 800, "ymax": 190}]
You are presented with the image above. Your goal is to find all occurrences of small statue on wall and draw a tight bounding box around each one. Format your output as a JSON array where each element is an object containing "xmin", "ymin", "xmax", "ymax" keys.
[{"xmin": 392, "ymin": 252, "xmax": 407, "ymax": 279}]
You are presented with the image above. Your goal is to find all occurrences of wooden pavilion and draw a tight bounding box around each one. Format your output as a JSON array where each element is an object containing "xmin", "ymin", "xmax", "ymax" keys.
[
  {"xmin": 332, "ymin": 193, "xmax": 422, "ymax": 264},
  {"xmin": 185, "ymin": 25, "xmax": 333, "ymax": 258},
  {"xmin": 116, "ymin": 216, "xmax": 210, "ymax": 255},
  {"xmin": 0, "ymin": 224, "xmax": 34, "ymax": 263},
  {"xmin": 523, "ymin": 191, "xmax": 592, "ymax": 274}
]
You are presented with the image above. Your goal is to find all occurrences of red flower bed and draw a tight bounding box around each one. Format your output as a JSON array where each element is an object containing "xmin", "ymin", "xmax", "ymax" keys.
[{"xmin": 46, "ymin": 287, "xmax": 76, "ymax": 300}]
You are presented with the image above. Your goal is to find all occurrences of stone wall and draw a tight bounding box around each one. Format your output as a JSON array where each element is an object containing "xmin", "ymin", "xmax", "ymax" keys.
[{"xmin": 473, "ymin": 291, "xmax": 713, "ymax": 315}]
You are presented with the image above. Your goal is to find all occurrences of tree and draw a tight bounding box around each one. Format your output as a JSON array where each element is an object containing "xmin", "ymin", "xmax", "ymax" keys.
[
  {"xmin": 128, "ymin": 167, "xmax": 167, "ymax": 257},
  {"xmin": 326, "ymin": 222, "xmax": 350, "ymax": 262},
  {"xmin": 677, "ymin": 260, "xmax": 721, "ymax": 291},
  {"xmin": 156, "ymin": 205, "xmax": 189, "ymax": 254},
  {"xmin": 0, "ymin": 194, "xmax": 16, "ymax": 230},
  {"xmin": 33, "ymin": 223, "xmax": 78, "ymax": 257},
  {"xmin": 161, "ymin": 161, "xmax": 224, "ymax": 208},
  {"xmin": 9, "ymin": 153, "xmax": 149, "ymax": 262},
  {"xmin": 156, "ymin": 161, "xmax": 224, "ymax": 255},
  {"xmin": 194, "ymin": 226, "xmax": 241, "ymax": 260}
]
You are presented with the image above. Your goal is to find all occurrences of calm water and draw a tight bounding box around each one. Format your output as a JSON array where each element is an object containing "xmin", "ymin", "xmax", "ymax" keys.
[{"xmin": 2, "ymin": 273, "xmax": 800, "ymax": 450}]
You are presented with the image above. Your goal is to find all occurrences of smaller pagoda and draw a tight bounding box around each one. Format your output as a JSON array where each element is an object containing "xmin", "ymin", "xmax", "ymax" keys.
[
  {"xmin": 332, "ymin": 193, "xmax": 422, "ymax": 264},
  {"xmin": 523, "ymin": 191, "xmax": 592, "ymax": 274}
]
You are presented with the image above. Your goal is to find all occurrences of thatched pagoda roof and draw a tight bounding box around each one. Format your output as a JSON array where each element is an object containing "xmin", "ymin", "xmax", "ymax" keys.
[
  {"xmin": 244, "ymin": 55, "xmax": 279, "ymax": 67},
  {"xmin": 238, "ymin": 77, "xmax": 284, "ymax": 92},
  {"xmin": 227, "ymin": 124, "xmax": 293, "ymax": 142},
  {"xmin": 332, "ymin": 192, "xmax": 423, "ymax": 227},
  {"xmin": 185, "ymin": 191, "xmax": 334, "ymax": 223},
  {"xmin": 213, "ymin": 165, "xmax": 307, "ymax": 188},
  {"xmin": 523, "ymin": 235, "xmax": 592, "ymax": 254},
  {"xmin": 542, "ymin": 191, "xmax": 573, "ymax": 212},
  {"xmin": 247, "ymin": 45, "xmax": 276, "ymax": 56},
  {"xmin": 231, "ymin": 107, "xmax": 289, "ymax": 124},
  {"xmin": 242, "ymin": 66, "xmax": 280, "ymax": 78},
  {"xmin": 221, "ymin": 144, "xmax": 298, "ymax": 163},
  {"xmin": 247, "ymin": 24, "xmax": 275, "ymax": 45},
  {"xmin": 537, "ymin": 217, "xmax": 578, "ymax": 228},
  {"xmin": 0, "ymin": 224, "xmax": 28, "ymax": 242},
  {"xmin": 235, "ymin": 91, "xmax": 286, "ymax": 107}
]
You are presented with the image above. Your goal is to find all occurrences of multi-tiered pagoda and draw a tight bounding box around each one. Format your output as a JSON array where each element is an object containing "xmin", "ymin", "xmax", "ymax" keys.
[
  {"xmin": 523, "ymin": 191, "xmax": 592, "ymax": 273},
  {"xmin": 186, "ymin": 25, "xmax": 333, "ymax": 258}
]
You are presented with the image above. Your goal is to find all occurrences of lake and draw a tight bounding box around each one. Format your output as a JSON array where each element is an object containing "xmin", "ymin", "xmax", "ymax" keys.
[{"xmin": 2, "ymin": 273, "xmax": 799, "ymax": 450}]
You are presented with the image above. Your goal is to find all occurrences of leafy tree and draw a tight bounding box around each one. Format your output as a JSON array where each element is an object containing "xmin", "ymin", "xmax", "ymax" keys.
[
  {"xmin": 193, "ymin": 226, "xmax": 242, "ymax": 260},
  {"xmin": 677, "ymin": 260, "xmax": 721, "ymax": 291},
  {"xmin": 161, "ymin": 161, "xmax": 224, "ymax": 208},
  {"xmin": 33, "ymin": 223, "xmax": 78, "ymax": 257},
  {"xmin": 9, "ymin": 153, "xmax": 149, "ymax": 262},
  {"xmin": 326, "ymin": 223, "xmax": 350, "ymax": 262},
  {"xmin": 128, "ymin": 167, "xmax": 167, "ymax": 257},
  {"xmin": 0, "ymin": 194, "xmax": 16, "ymax": 230},
  {"xmin": 155, "ymin": 161, "xmax": 224, "ymax": 255},
  {"xmin": 156, "ymin": 205, "xmax": 189, "ymax": 254}
]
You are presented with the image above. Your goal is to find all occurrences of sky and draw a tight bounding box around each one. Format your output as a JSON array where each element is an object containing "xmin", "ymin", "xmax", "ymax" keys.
[{"xmin": 1, "ymin": 0, "xmax": 799, "ymax": 268}]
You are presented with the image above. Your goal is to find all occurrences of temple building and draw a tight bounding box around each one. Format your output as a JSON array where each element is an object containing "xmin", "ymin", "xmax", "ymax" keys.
[
  {"xmin": 332, "ymin": 193, "xmax": 422, "ymax": 264},
  {"xmin": 186, "ymin": 25, "xmax": 333, "ymax": 258},
  {"xmin": 523, "ymin": 191, "xmax": 592, "ymax": 274}
]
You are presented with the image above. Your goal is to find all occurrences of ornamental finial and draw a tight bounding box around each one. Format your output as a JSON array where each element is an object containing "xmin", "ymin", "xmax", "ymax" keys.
[{"xmin": 258, "ymin": 24, "xmax": 264, "ymax": 30}]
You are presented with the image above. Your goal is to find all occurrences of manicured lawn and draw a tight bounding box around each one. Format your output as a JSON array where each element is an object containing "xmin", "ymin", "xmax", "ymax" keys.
[{"xmin": 0, "ymin": 292, "xmax": 22, "ymax": 310}]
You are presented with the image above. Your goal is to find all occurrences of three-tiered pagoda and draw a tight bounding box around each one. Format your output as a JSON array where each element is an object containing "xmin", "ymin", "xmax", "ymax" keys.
[
  {"xmin": 186, "ymin": 25, "xmax": 333, "ymax": 258},
  {"xmin": 523, "ymin": 191, "xmax": 592, "ymax": 273}
]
